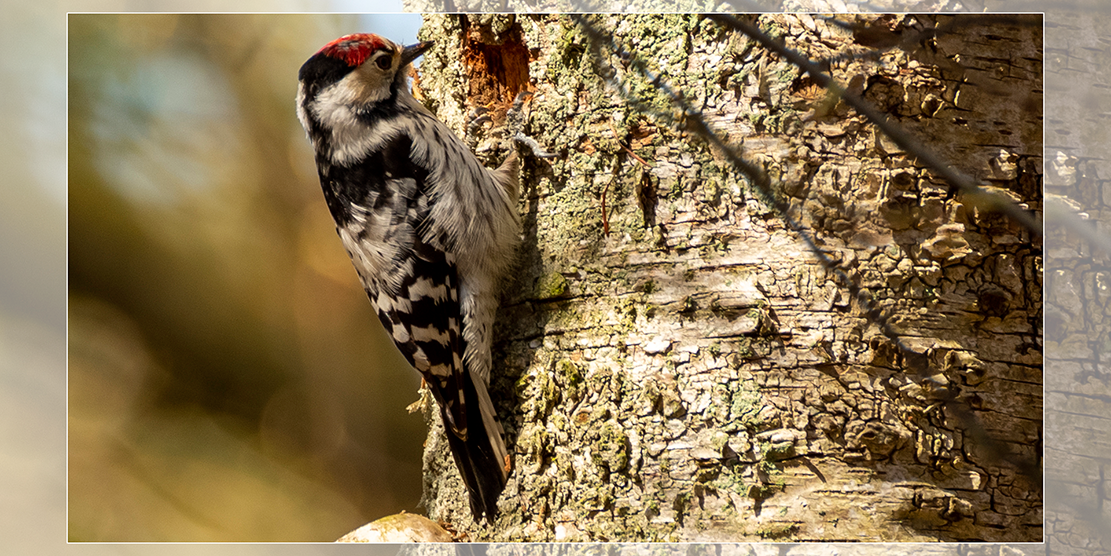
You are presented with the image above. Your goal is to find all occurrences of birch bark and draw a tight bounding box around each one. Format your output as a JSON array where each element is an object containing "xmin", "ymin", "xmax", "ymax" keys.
[{"xmin": 410, "ymin": 13, "xmax": 1042, "ymax": 542}]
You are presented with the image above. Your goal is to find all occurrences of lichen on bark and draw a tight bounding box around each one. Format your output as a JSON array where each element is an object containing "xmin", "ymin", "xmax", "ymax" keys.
[{"xmin": 409, "ymin": 13, "xmax": 1042, "ymax": 542}]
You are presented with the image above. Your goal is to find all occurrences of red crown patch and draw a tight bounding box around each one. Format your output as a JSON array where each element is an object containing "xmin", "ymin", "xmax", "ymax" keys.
[{"xmin": 318, "ymin": 33, "xmax": 389, "ymax": 67}]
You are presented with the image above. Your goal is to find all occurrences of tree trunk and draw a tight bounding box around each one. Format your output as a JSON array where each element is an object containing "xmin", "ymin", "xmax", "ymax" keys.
[{"xmin": 410, "ymin": 13, "xmax": 1042, "ymax": 542}]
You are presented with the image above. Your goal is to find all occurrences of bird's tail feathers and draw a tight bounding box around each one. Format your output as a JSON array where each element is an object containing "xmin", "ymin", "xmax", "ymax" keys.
[{"xmin": 441, "ymin": 372, "xmax": 509, "ymax": 521}]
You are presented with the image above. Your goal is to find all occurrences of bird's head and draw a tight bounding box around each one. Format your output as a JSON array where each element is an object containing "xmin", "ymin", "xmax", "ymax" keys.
[
  {"xmin": 299, "ymin": 33, "xmax": 432, "ymax": 103},
  {"xmin": 296, "ymin": 33, "xmax": 433, "ymax": 154}
]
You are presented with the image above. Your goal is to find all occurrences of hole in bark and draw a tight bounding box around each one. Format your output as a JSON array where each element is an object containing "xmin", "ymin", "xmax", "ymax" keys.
[
  {"xmin": 460, "ymin": 16, "xmax": 531, "ymax": 119},
  {"xmin": 978, "ymin": 285, "xmax": 1011, "ymax": 316}
]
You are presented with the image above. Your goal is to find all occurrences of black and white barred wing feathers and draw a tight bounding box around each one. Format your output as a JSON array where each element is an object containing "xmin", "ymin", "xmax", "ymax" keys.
[
  {"xmin": 296, "ymin": 33, "xmax": 516, "ymax": 520},
  {"xmin": 328, "ymin": 134, "xmax": 511, "ymax": 519}
]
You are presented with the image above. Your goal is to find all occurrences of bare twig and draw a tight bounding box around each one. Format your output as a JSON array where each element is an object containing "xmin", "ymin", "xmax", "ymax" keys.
[{"xmin": 609, "ymin": 120, "xmax": 651, "ymax": 167}]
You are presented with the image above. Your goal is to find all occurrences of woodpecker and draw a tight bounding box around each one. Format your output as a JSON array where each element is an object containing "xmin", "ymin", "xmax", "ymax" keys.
[{"xmin": 296, "ymin": 33, "xmax": 517, "ymax": 520}]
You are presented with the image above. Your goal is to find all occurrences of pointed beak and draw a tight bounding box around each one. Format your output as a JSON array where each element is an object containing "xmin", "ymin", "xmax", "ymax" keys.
[{"xmin": 400, "ymin": 41, "xmax": 433, "ymax": 67}]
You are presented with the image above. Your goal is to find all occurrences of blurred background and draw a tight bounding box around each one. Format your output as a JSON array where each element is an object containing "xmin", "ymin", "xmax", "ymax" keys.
[{"xmin": 64, "ymin": 12, "xmax": 428, "ymax": 541}]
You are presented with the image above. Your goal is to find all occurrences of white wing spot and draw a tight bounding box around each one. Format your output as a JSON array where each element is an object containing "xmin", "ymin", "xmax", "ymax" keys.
[
  {"xmin": 409, "ymin": 277, "xmax": 449, "ymax": 302},
  {"xmin": 410, "ymin": 325, "xmax": 449, "ymax": 344},
  {"xmin": 428, "ymin": 362, "xmax": 452, "ymax": 377},
  {"xmin": 391, "ymin": 324, "xmax": 410, "ymax": 343},
  {"xmin": 412, "ymin": 347, "xmax": 429, "ymax": 372}
]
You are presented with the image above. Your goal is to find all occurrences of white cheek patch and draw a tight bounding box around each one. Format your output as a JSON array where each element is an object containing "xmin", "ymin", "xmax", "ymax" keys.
[
  {"xmin": 310, "ymin": 71, "xmax": 405, "ymax": 167},
  {"xmin": 312, "ymin": 82, "xmax": 360, "ymax": 133},
  {"xmin": 350, "ymin": 61, "xmax": 394, "ymax": 104}
]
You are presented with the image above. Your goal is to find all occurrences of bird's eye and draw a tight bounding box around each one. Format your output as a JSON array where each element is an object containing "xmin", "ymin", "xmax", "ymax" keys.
[{"xmin": 375, "ymin": 55, "xmax": 392, "ymax": 70}]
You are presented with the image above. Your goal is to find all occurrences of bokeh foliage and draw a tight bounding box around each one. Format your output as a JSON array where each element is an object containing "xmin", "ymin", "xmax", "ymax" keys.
[{"xmin": 68, "ymin": 14, "xmax": 427, "ymax": 541}]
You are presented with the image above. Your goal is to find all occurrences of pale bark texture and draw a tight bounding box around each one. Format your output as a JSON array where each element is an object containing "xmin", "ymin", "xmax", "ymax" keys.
[
  {"xmin": 408, "ymin": 13, "xmax": 1042, "ymax": 542},
  {"xmin": 1042, "ymin": 8, "xmax": 1111, "ymax": 556}
]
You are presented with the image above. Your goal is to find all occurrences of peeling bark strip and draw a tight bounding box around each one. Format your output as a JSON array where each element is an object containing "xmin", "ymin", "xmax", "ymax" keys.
[{"xmin": 413, "ymin": 14, "xmax": 1042, "ymax": 542}]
